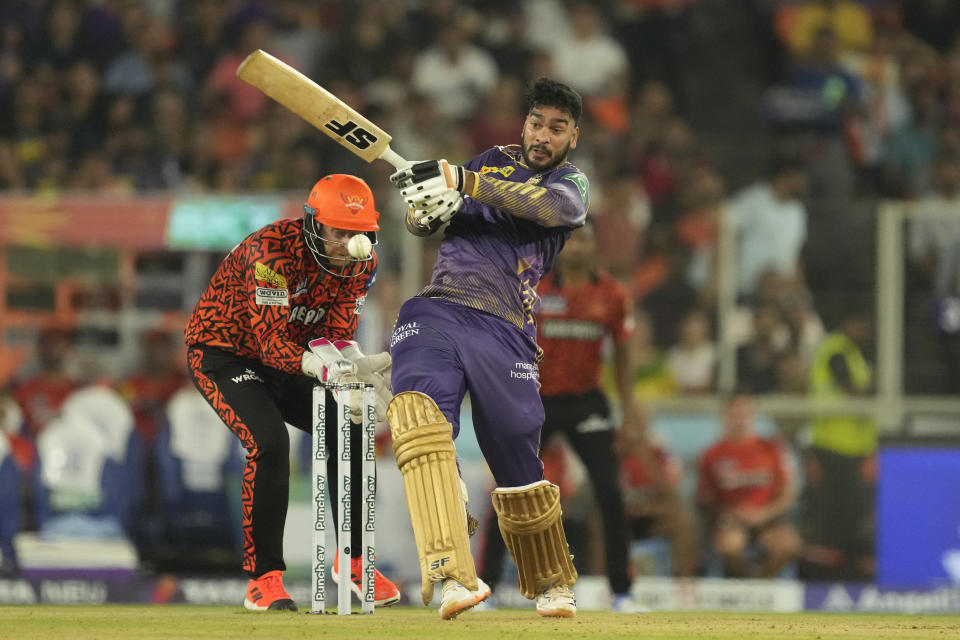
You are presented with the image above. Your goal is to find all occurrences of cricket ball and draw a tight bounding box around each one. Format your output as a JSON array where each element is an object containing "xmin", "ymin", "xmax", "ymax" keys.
[{"xmin": 347, "ymin": 234, "xmax": 372, "ymax": 259}]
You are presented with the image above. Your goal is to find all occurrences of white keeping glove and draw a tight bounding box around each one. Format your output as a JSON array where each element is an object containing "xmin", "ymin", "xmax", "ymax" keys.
[
  {"xmin": 301, "ymin": 338, "xmax": 354, "ymax": 383},
  {"xmin": 336, "ymin": 340, "xmax": 391, "ymax": 378},
  {"xmin": 306, "ymin": 338, "xmax": 392, "ymax": 422},
  {"xmin": 334, "ymin": 340, "xmax": 392, "ymax": 422}
]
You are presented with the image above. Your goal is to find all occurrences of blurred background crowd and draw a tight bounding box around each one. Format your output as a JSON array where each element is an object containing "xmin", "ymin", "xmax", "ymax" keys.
[{"xmin": 1, "ymin": 0, "xmax": 959, "ymax": 593}]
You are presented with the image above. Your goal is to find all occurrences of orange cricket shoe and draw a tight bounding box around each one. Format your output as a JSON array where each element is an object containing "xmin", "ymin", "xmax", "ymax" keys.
[
  {"xmin": 243, "ymin": 570, "xmax": 297, "ymax": 611},
  {"xmin": 332, "ymin": 554, "xmax": 401, "ymax": 607}
]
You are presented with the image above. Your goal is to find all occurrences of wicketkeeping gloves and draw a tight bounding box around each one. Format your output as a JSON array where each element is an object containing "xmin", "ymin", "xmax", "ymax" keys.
[
  {"xmin": 301, "ymin": 338, "xmax": 354, "ymax": 383},
  {"xmin": 303, "ymin": 338, "xmax": 392, "ymax": 422}
]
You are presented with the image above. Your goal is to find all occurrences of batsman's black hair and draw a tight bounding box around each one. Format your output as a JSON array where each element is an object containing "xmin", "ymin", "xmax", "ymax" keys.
[{"xmin": 524, "ymin": 77, "xmax": 583, "ymax": 125}]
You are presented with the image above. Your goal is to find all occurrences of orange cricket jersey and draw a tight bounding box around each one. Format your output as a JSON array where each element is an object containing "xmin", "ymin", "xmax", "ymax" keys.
[
  {"xmin": 537, "ymin": 269, "xmax": 632, "ymax": 396},
  {"xmin": 184, "ymin": 218, "xmax": 376, "ymax": 374},
  {"xmin": 697, "ymin": 436, "xmax": 791, "ymax": 509}
]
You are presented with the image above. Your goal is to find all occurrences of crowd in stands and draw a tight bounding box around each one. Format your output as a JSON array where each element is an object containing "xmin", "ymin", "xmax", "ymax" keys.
[{"xmin": 3, "ymin": 0, "xmax": 958, "ymax": 584}]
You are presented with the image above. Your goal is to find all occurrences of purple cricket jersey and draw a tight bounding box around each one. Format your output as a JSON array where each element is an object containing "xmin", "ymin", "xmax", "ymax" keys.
[
  {"xmin": 417, "ymin": 145, "xmax": 589, "ymax": 343},
  {"xmin": 391, "ymin": 145, "xmax": 590, "ymax": 486}
]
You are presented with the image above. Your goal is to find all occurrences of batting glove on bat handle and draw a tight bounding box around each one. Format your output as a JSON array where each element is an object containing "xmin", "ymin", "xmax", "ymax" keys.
[
  {"xmin": 410, "ymin": 189, "xmax": 463, "ymax": 232},
  {"xmin": 390, "ymin": 159, "xmax": 464, "ymax": 193}
]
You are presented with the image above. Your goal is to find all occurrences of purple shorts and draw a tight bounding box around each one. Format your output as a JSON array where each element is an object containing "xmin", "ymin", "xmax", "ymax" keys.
[{"xmin": 389, "ymin": 297, "xmax": 545, "ymax": 486}]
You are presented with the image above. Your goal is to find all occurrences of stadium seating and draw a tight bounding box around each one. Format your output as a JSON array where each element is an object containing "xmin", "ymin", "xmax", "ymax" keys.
[
  {"xmin": 154, "ymin": 387, "xmax": 242, "ymax": 568},
  {"xmin": 0, "ymin": 436, "xmax": 19, "ymax": 572}
]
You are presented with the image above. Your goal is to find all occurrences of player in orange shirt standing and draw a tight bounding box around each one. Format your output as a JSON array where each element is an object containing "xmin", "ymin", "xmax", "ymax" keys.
[
  {"xmin": 697, "ymin": 393, "xmax": 801, "ymax": 578},
  {"xmin": 478, "ymin": 221, "xmax": 645, "ymax": 612},
  {"xmin": 184, "ymin": 175, "xmax": 399, "ymax": 611}
]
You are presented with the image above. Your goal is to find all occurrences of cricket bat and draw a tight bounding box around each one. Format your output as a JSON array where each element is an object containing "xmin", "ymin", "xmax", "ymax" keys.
[{"xmin": 236, "ymin": 49, "xmax": 408, "ymax": 169}]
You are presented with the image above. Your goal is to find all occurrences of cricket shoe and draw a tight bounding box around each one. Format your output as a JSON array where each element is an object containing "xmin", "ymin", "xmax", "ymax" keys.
[
  {"xmin": 536, "ymin": 584, "xmax": 576, "ymax": 618},
  {"xmin": 244, "ymin": 570, "xmax": 297, "ymax": 611},
  {"xmin": 332, "ymin": 554, "xmax": 401, "ymax": 606},
  {"xmin": 439, "ymin": 577, "xmax": 491, "ymax": 620}
]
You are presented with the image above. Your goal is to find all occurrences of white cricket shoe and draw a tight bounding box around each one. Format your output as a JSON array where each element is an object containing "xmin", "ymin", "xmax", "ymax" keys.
[
  {"xmin": 439, "ymin": 577, "xmax": 491, "ymax": 620},
  {"xmin": 536, "ymin": 585, "xmax": 576, "ymax": 618}
]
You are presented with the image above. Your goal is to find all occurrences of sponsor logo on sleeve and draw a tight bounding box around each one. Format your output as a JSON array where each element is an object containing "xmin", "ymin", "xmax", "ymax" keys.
[
  {"xmin": 560, "ymin": 172, "xmax": 590, "ymax": 205},
  {"xmin": 479, "ymin": 165, "xmax": 515, "ymax": 178},
  {"xmin": 254, "ymin": 262, "xmax": 287, "ymax": 288},
  {"xmin": 255, "ymin": 287, "xmax": 289, "ymax": 306}
]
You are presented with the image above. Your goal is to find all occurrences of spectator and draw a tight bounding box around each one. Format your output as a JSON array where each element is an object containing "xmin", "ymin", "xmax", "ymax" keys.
[
  {"xmin": 908, "ymin": 152, "xmax": 960, "ymax": 292},
  {"xmin": 117, "ymin": 330, "xmax": 187, "ymax": 446},
  {"xmin": 269, "ymin": 0, "xmax": 329, "ymax": 80},
  {"xmin": 626, "ymin": 308, "xmax": 676, "ymax": 399},
  {"xmin": 801, "ymin": 306, "xmax": 876, "ymax": 580},
  {"xmin": 612, "ymin": 0, "xmax": 694, "ymax": 104},
  {"xmin": 697, "ymin": 393, "xmax": 800, "ymax": 578},
  {"xmin": 326, "ymin": 2, "xmax": 408, "ymax": 89},
  {"xmin": 619, "ymin": 406, "xmax": 698, "ymax": 576},
  {"xmin": 466, "ymin": 76, "xmax": 524, "ymax": 155},
  {"xmin": 102, "ymin": 8, "xmax": 193, "ymax": 99},
  {"xmin": 410, "ymin": 19, "xmax": 499, "ymax": 122},
  {"xmin": 727, "ymin": 158, "xmax": 809, "ymax": 300},
  {"xmin": 550, "ymin": 2, "xmax": 628, "ymax": 99},
  {"xmin": 881, "ymin": 84, "xmax": 942, "ymax": 198},
  {"xmin": 11, "ymin": 327, "xmax": 77, "ymax": 440},
  {"xmin": 479, "ymin": 5, "xmax": 536, "ymax": 82},
  {"xmin": 736, "ymin": 304, "xmax": 787, "ymax": 394},
  {"xmin": 665, "ymin": 308, "xmax": 716, "ymax": 394},
  {"xmin": 591, "ymin": 170, "xmax": 651, "ymax": 280},
  {"xmin": 781, "ymin": 0, "xmax": 873, "ymax": 59}
]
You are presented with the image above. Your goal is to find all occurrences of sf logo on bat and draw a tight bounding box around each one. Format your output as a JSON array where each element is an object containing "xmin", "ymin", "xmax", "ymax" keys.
[{"xmin": 325, "ymin": 119, "xmax": 378, "ymax": 150}]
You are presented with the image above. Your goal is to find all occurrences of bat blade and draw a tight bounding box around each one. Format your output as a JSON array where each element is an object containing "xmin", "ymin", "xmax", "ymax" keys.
[{"xmin": 237, "ymin": 49, "xmax": 405, "ymax": 167}]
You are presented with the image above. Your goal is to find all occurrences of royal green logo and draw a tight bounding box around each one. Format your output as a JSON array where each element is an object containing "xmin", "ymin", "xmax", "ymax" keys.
[{"xmin": 561, "ymin": 173, "xmax": 590, "ymax": 205}]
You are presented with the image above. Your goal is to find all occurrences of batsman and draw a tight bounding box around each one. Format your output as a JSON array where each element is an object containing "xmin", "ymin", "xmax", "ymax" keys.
[
  {"xmin": 185, "ymin": 175, "xmax": 400, "ymax": 611},
  {"xmin": 386, "ymin": 78, "xmax": 587, "ymax": 619}
]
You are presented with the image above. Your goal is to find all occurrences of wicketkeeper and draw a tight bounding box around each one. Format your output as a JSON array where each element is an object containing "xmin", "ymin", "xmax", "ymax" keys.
[{"xmin": 185, "ymin": 174, "xmax": 399, "ymax": 611}]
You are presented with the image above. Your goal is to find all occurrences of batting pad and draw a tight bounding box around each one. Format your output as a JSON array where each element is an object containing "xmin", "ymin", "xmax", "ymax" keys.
[
  {"xmin": 388, "ymin": 391, "xmax": 478, "ymax": 605},
  {"xmin": 492, "ymin": 480, "xmax": 578, "ymax": 600}
]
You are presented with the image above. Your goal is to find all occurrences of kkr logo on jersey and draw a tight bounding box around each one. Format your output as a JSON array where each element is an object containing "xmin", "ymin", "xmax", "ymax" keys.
[{"xmin": 289, "ymin": 305, "xmax": 327, "ymax": 325}]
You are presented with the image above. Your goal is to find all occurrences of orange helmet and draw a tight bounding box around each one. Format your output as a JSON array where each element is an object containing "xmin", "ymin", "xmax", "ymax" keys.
[
  {"xmin": 303, "ymin": 174, "xmax": 379, "ymax": 232},
  {"xmin": 302, "ymin": 174, "xmax": 379, "ymax": 276}
]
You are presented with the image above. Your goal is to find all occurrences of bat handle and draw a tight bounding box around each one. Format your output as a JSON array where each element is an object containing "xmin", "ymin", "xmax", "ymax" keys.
[{"xmin": 378, "ymin": 146, "xmax": 409, "ymax": 170}]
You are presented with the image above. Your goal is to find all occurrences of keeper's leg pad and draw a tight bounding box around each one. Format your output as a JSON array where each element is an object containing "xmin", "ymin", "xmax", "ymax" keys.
[
  {"xmin": 388, "ymin": 391, "xmax": 478, "ymax": 605},
  {"xmin": 492, "ymin": 480, "xmax": 578, "ymax": 600}
]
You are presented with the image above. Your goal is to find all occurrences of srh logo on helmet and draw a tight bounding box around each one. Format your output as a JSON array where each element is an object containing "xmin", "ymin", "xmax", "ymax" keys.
[{"xmin": 340, "ymin": 193, "xmax": 368, "ymax": 213}]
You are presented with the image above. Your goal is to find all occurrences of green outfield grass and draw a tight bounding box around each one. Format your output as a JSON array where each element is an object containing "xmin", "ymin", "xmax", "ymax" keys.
[{"xmin": 2, "ymin": 606, "xmax": 960, "ymax": 640}]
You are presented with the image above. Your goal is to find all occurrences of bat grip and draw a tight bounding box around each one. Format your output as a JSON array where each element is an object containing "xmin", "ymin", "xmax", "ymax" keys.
[{"xmin": 378, "ymin": 146, "xmax": 409, "ymax": 170}]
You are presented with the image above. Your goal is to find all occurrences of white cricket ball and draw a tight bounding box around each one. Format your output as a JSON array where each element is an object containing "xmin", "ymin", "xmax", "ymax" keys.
[{"xmin": 347, "ymin": 234, "xmax": 372, "ymax": 259}]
